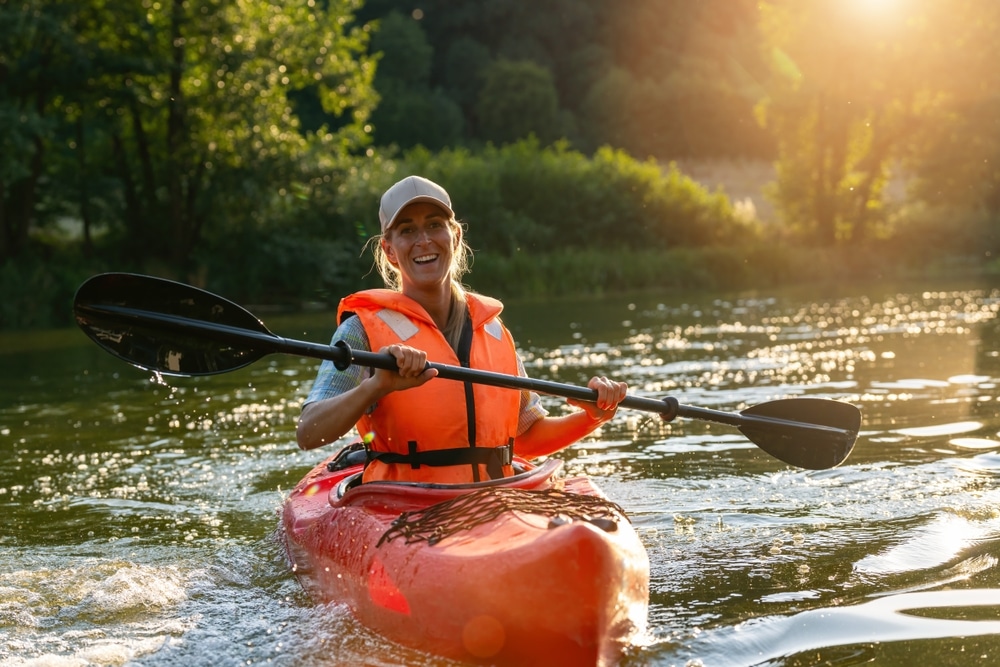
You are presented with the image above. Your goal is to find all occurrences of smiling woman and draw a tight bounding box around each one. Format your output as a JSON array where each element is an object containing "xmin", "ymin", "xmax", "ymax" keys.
[{"xmin": 294, "ymin": 174, "xmax": 631, "ymax": 484}]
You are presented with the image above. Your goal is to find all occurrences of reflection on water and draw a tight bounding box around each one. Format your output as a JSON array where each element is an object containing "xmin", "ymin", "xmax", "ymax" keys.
[
  {"xmin": 3, "ymin": 278, "xmax": 1000, "ymax": 665},
  {"xmin": 672, "ymin": 589, "xmax": 1000, "ymax": 667}
]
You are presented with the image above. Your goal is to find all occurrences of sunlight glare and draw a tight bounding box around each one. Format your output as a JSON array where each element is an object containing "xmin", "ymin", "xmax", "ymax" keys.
[
  {"xmin": 851, "ymin": 0, "xmax": 902, "ymax": 17},
  {"xmin": 895, "ymin": 421, "xmax": 982, "ymax": 438}
]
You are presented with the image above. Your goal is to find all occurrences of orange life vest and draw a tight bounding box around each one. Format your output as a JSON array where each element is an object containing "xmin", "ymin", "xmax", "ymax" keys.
[{"xmin": 337, "ymin": 290, "xmax": 522, "ymax": 484}]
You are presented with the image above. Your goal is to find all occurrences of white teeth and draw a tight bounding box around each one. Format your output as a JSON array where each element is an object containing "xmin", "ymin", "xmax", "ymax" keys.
[{"xmin": 414, "ymin": 254, "xmax": 438, "ymax": 264}]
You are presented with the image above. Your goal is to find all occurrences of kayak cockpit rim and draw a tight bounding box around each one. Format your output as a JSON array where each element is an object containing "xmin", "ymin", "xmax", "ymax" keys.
[{"xmin": 332, "ymin": 458, "xmax": 564, "ymax": 501}]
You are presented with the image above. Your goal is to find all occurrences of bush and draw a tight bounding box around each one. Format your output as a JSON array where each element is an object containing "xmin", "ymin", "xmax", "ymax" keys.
[
  {"xmin": 468, "ymin": 245, "xmax": 769, "ymax": 301},
  {"xmin": 235, "ymin": 138, "xmax": 762, "ymax": 306},
  {"xmin": 380, "ymin": 139, "xmax": 756, "ymax": 257},
  {"xmin": 11, "ymin": 137, "xmax": 975, "ymax": 332},
  {"xmin": 0, "ymin": 248, "xmax": 112, "ymax": 329},
  {"xmin": 886, "ymin": 203, "xmax": 1000, "ymax": 270}
]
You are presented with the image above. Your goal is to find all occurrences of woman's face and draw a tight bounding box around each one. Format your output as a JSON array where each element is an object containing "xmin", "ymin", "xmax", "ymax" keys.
[{"xmin": 381, "ymin": 202, "xmax": 458, "ymax": 294}]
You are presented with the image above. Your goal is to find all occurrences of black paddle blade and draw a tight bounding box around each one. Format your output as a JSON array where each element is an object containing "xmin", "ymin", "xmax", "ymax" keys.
[
  {"xmin": 74, "ymin": 273, "xmax": 272, "ymax": 376},
  {"xmin": 738, "ymin": 398, "xmax": 861, "ymax": 470}
]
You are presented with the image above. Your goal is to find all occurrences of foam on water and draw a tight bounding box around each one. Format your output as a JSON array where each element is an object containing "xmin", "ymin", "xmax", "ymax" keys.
[{"xmin": 0, "ymin": 558, "xmax": 193, "ymax": 665}]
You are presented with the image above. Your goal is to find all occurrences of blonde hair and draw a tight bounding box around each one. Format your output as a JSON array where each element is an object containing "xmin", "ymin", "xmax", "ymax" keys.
[{"xmin": 370, "ymin": 217, "xmax": 474, "ymax": 350}]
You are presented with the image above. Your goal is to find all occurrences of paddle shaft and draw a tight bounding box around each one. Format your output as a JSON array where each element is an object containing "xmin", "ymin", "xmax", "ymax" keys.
[{"xmin": 78, "ymin": 303, "xmax": 853, "ymax": 439}]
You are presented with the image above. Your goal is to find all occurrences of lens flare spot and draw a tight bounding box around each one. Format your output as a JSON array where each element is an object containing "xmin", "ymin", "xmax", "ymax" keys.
[{"xmin": 462, "ymin": 614, "xmax": 505, "ymax": 659}]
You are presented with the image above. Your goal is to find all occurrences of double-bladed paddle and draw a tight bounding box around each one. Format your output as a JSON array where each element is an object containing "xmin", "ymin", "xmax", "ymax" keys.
[{"xmin": 73, "ymin": 273, "xmax": 861, "ymax": 470}]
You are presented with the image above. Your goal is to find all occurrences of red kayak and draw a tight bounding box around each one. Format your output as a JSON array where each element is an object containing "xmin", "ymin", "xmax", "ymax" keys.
[{"xmin": 281, "ymin": 444, "xmax": 650, "ymax": 665}]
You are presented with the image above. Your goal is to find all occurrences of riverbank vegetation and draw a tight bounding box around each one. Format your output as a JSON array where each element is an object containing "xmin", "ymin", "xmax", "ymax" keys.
[{"xmin": 3, "ymin": 0, "xmax": 999, "ymax": 329}]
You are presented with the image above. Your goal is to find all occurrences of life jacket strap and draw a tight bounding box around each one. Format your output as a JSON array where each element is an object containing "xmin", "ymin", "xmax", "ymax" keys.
[{"xmin": 366, "ymin": 441, "xmax": 514, "ymax": 480}]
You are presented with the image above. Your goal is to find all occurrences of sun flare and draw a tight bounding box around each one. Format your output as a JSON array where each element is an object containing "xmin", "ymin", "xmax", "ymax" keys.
[{"xmin": 852, "ymin": 0, "xmax": 903, "ymax": 16}]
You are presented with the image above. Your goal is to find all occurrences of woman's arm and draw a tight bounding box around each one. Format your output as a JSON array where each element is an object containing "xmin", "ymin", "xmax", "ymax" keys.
[
  {"xmin": 296, "ymin": 342, "xmax": 437, "ymax": 450},
  {"xmin": 514, "ymin": 376, "xmax": 626, "ymax": 459},
  {"xmin": 297, "ymin": 374, "xmax": 386, "ymax": 450}
]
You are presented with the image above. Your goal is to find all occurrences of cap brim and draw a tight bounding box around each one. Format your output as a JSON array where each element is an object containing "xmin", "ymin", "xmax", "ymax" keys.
[{"xmin": 383, "ymin": 196, "xmax": 454, "ymax": 231}]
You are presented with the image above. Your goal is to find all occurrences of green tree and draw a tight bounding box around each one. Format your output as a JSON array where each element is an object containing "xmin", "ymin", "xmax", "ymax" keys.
[
  {"xmin": 0, "ymin": 0, "xmax": 102, "ymax": 260},
  {"xmin": 758, "ymin": 2, "xmax": 887, "ymax": 244},
  {"xmin": 476, "ymin": 60, "xmax": 568, "ymax": 146},
  {"xmin": 0, "ymin": 0, "xmax": 376, "ymax": 270},
  {"xmin": 442, "ymin": 37, "xmax": 492, "ymax": 128},
  {"xmin": 585, "ymin": 0, "xmax": 769, "ymax": 158},
  {"xmin": 901, "ymin": 1, "xmax": 1000, "ymax": 215},
  {"xmin": 755, "ymin": 0, "xmax": 1000, "ymax": 246},
  {"xmin": 368, "ymin": 10, "xmax": 463, "ymax": 149},
  {"xmin": 354, "ymin": 0, "xmax": 771, "ymax": 159},
  {"xmin": 372, "ymin": 10, "xmax": 432, "ymax": 83}
]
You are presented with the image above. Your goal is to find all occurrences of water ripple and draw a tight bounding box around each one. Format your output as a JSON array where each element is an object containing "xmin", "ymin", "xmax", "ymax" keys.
[{"xmin": 656, "ymin": 589, "xmax": 1000, "ymax": 667}]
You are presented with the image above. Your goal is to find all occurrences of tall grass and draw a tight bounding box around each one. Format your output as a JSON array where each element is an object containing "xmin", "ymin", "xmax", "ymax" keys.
[{"xmin": 465, "ymin": 243, "xmax": 905, "ymax": 302}]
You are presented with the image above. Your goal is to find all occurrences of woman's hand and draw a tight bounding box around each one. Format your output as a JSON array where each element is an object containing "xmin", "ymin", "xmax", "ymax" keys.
[
  {"xmin": 567, "ymin": 376, "xmax": 628, "ymax": 424},
  {"xmin": 370, "ymin": 344, "xmax": 438, "ymax": 395},
  {"xmin": 296, "ymin": 344, "xmax": 436, "ymax": 451},
  {"xmin": 514, "ymin": 375, "xmax": 629, "ymax": 459}
]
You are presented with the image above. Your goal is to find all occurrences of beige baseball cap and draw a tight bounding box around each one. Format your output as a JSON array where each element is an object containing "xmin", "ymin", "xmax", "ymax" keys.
[{"xmin": 378, "ymin": 175, "xmax": 454, "ymax": 233}]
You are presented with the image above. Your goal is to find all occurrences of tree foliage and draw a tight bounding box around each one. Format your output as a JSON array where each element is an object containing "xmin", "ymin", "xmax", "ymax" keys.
[
  {"xmin": 4, "ymin": 0, "xmax": 1000, "ymax": 329},
  {"xmin": 379, "ymin": 139, "xmax": 754, "ymax": 257},
  {"xmin": 0, "ymin": 0, "xmax": 376, "ymax": 268},
  {"xmin": 355, "ymin": 0, "xmax": 772, "ymax": 158},
  {"xmin": 368, "ymin": 11, "xmax": 463, "ymax": 149},
  {"xmin": 757, "ymin": 0, "xmax": 1000, "ymax": 247},
  {"xmin": 476, "ymin": 60, "xmax": 566, "ymax": 147}
]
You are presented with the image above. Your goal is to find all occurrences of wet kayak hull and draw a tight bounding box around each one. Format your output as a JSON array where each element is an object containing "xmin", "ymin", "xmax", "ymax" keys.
[{"xmin": 281, "ymin": 454, "xmax": 649, "ymax": 665}]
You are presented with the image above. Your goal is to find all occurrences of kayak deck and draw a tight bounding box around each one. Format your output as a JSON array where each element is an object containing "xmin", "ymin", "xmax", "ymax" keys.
[{"xmin": 281, "ymin": 451, "xmax": 649, "ymax": 665}]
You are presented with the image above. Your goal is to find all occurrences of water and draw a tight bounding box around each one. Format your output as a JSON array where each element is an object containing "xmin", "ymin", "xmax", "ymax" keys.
[{"xmin": 3, "ymin": 278, "xmax": 1000, "ymax": 666}]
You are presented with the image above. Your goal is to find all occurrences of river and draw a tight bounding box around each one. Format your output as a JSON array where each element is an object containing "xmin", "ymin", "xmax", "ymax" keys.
[{"xmin": 2, "ymin": 276, "xmax": 1000, "ymax": 666}]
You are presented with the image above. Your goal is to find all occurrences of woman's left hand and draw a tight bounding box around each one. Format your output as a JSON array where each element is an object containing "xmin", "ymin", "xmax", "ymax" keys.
[{"xmin": 568, "ymin": 376, "xmax": 628, "ymax": 424}]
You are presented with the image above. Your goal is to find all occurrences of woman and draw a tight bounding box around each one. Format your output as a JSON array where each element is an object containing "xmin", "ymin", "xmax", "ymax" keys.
[{"xmin": 296, "ymin": 175, "xmax": 627, "ymax": 483}]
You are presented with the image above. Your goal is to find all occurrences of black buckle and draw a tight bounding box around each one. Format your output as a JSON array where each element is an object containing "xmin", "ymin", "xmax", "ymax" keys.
[
  {"xmin": 326, "ymin": 441, "xmax": 368, "ymax": 471},
  {"xmin": 496, "ymin": 443, "xmax": 513, "ymax": 466}
]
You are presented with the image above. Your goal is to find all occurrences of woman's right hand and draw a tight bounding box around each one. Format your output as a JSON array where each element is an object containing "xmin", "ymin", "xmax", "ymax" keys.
[
  {"xmin": 297, "ymin": 344, "xmax": 437, "ymax": 451},
  {"xmin": 370, "ymin": 344, "xmax": 438, "ymax": 395},
  {"xmin": 296, "ymin": 345, "xmax": 437, "ymax": 449}
]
